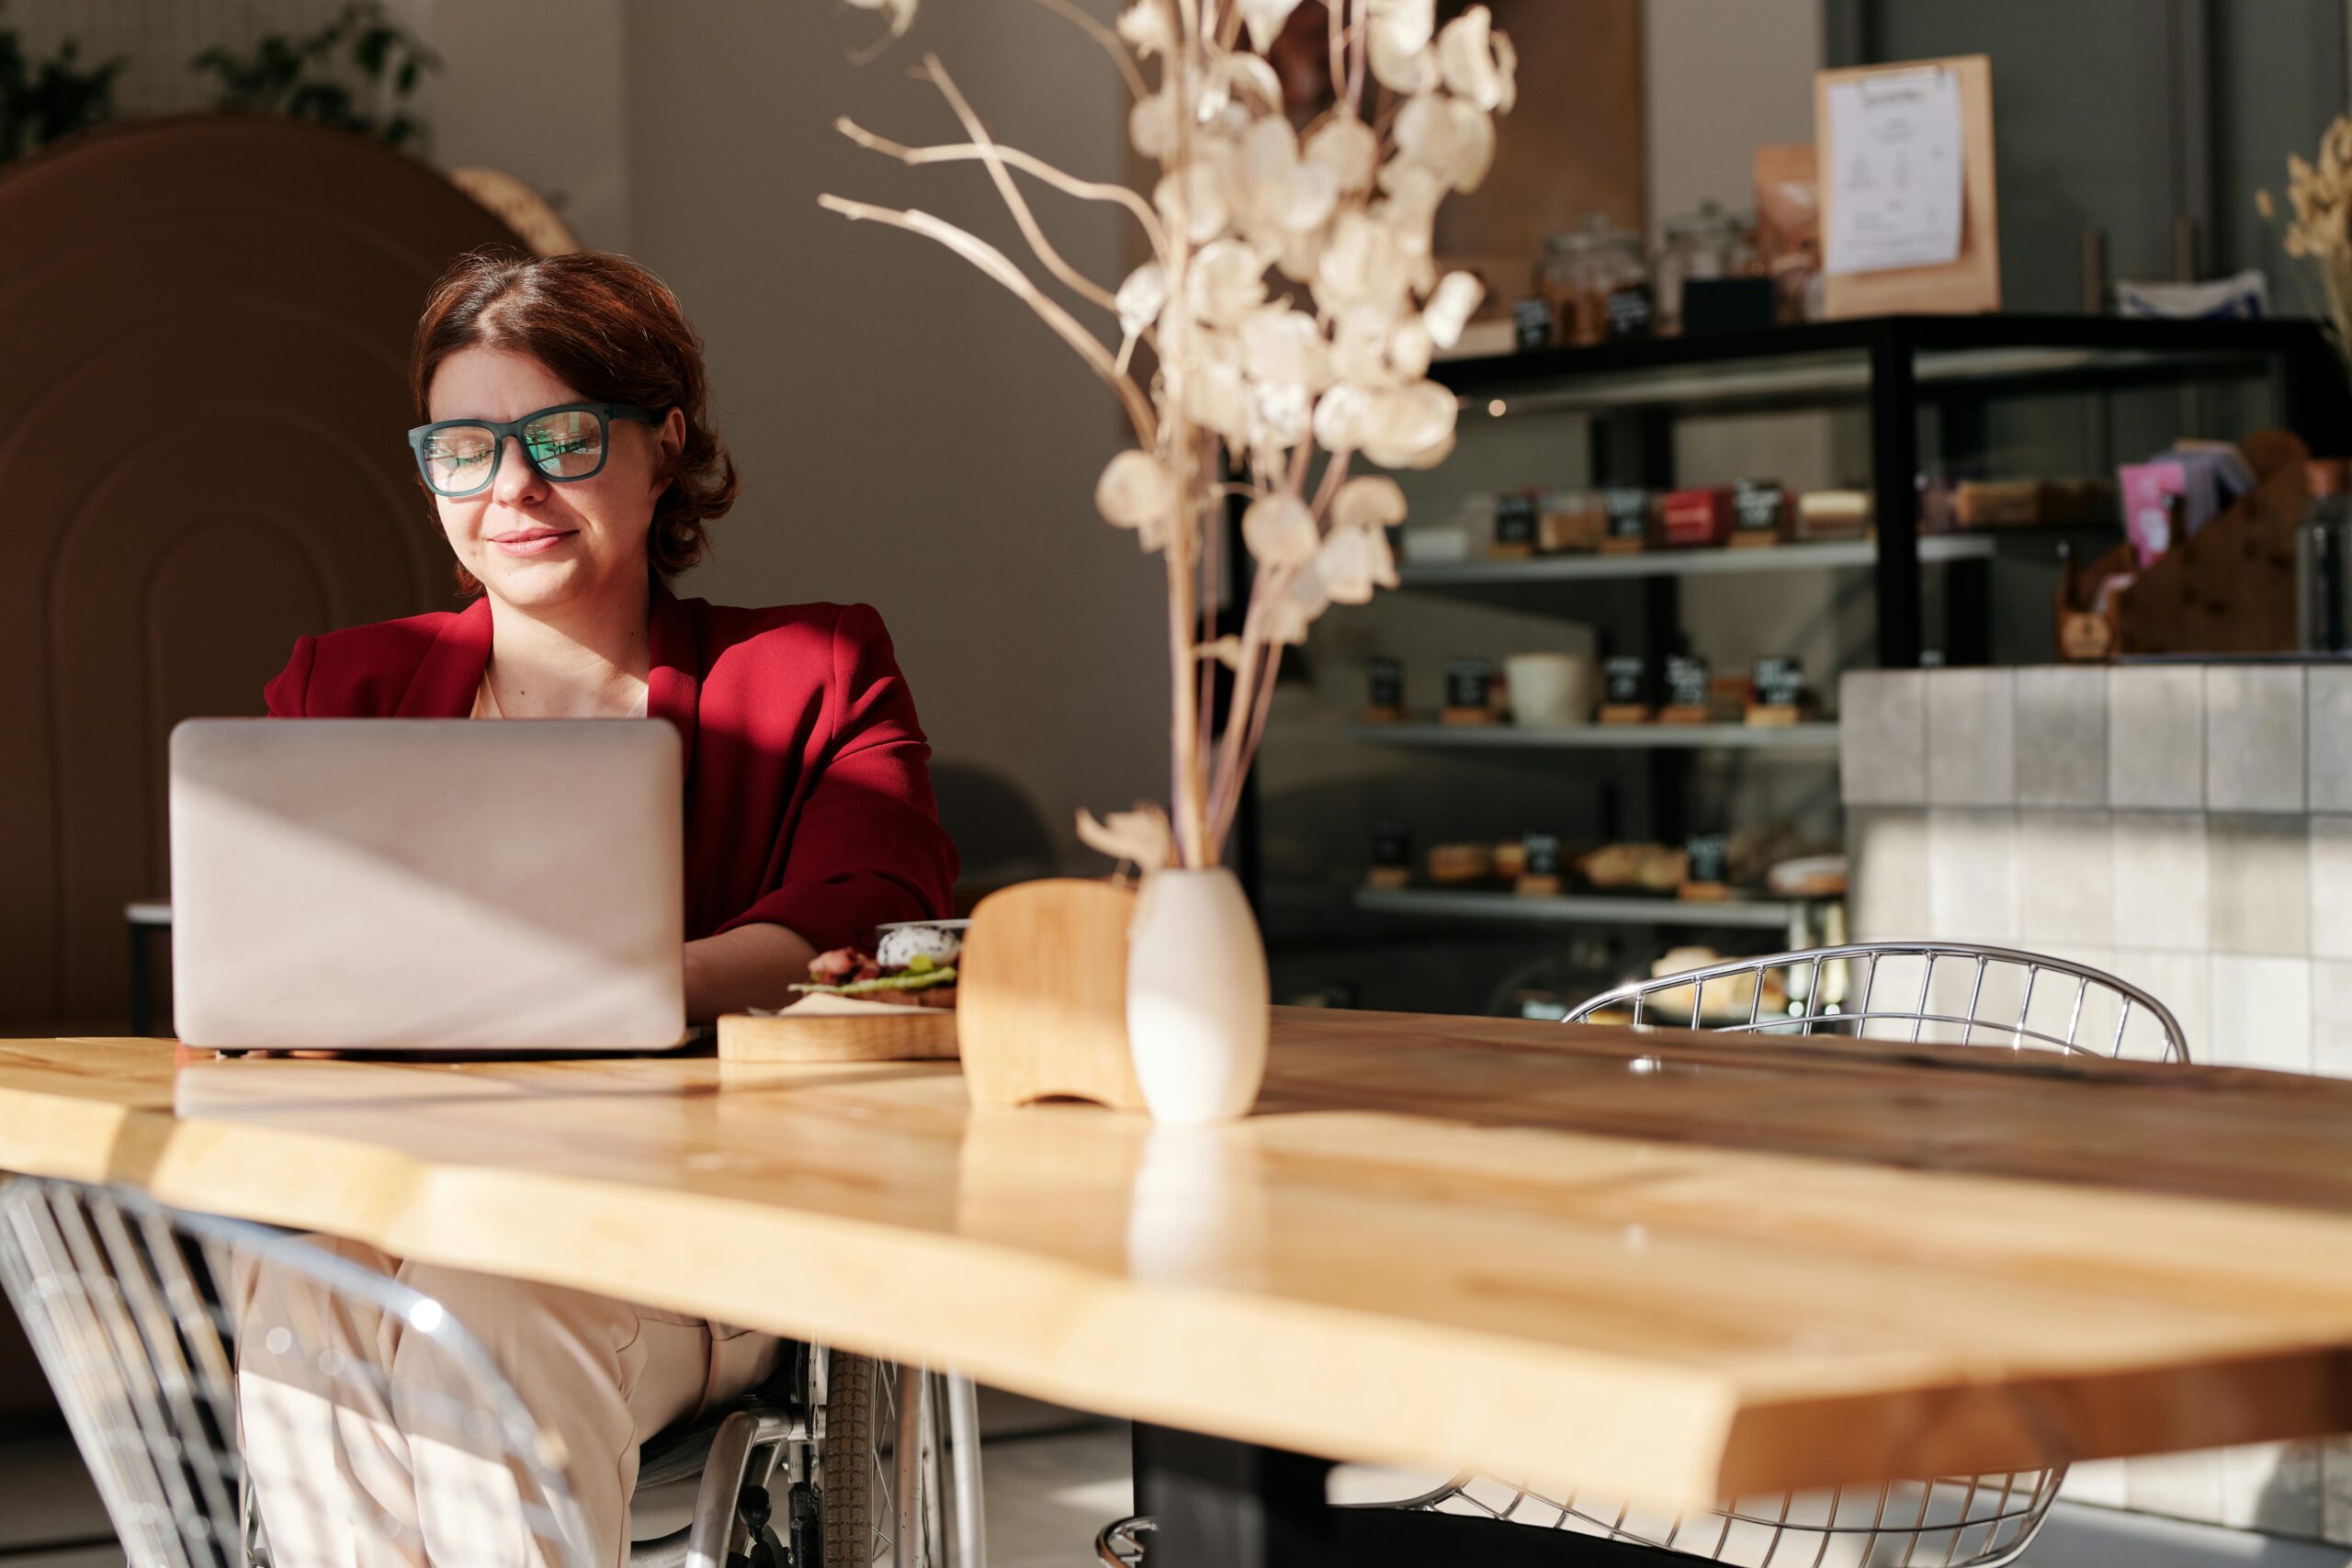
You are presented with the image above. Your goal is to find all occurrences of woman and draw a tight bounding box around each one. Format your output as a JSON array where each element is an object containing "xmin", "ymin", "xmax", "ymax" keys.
[{"xmin": 239, "ymin": 249, "xmax": 958, "ymax": 1566}]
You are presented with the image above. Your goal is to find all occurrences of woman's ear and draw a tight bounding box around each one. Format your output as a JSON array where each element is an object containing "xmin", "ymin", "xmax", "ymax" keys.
[{"xmin": 651, "ymin": 406, "xmax": 685, "ymax": 499}]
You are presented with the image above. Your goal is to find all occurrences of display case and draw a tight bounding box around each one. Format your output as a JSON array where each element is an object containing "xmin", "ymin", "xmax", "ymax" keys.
[{"xmin": 1245, "ymin": 314, "xmax": 2350, "ymax": 1020}]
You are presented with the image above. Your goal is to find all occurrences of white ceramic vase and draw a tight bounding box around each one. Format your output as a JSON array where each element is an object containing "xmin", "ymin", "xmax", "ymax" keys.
[{"xmin": 1125, "ymin": 867, "xmax": 1270, "ymax": 1124}]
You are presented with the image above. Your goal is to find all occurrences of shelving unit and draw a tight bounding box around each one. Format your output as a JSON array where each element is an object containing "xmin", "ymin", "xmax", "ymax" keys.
[
  {"xmin": 1245, "ymin": 313, "xmax": 2350, "ymax": 1018},
  {"xmin": 1354, "ymin": 887, "xmax": 1819, "ymax": 945},
  {"xmin": 1396, "ymin": 533, "xmax": 1991, "ymax": 589},
  {"xmin": 1351, "ymin": 722, "xmax": 1840, "ymax": 752},
  {"xmin": 1436, "ymin": 315, "xmax": 2347, "ymax": 667}
]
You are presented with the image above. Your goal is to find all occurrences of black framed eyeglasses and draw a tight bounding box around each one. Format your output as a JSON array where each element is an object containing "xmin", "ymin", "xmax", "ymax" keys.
[{"xmin": 405, "ymin": 402, "xmax": 662, "ymax": 498}]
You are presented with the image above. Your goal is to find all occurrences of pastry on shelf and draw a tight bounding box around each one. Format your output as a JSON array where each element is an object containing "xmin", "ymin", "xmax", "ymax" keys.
[
  {"xmin": 1428, "ymin": 843, "xmax": 1495, "ymax": 885},
  {"xmin": 1643, "ymin": 946, "xmax": 1790, "ymax": 1025},
  {"xmin": 1578, "ymin": 842, "xmax": 1689, "ymax": 892},
  {"xmin": 1766, "ymin": 853, "xmax": 1848, "ymax": 898}
]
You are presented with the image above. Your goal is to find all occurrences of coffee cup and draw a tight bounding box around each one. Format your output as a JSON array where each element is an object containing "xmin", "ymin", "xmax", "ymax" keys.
[{"xmin": 1504, "ymin": 652, "xmax": 1596, "ymax": 727}]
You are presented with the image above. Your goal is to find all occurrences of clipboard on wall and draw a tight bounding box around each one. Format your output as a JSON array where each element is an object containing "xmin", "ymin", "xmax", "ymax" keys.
[{"xmin": 1815, "ymin": 54, "xmax": 1998, "ymax": 318}]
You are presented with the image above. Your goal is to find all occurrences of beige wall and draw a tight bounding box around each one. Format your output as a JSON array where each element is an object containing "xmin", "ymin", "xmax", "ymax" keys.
[
  {"xmin": 402, "ymin": 0, "xmax": 1160, "ymax": 871},
  {"xmin": 621, "ymin": 2, "xmax": 1159, "ymax": 871}
]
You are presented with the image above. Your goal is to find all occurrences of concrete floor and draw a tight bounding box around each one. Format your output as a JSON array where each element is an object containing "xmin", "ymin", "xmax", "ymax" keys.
[
  {"xmin": 8, "ymin": 1418, "xmax": 2350, "ymax": 1568},
  {"xmin": 0, "ymin": 1401, "xmax": 1134, "ymax": 1567}
]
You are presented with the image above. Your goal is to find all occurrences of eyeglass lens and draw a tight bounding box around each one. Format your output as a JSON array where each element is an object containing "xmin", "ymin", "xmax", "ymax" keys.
[{"xmin": 419, "ymin": 409, "xmax": 608, "ymax": 495}]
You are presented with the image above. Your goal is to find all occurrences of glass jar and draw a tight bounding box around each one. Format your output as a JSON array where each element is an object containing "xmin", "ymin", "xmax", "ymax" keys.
[
  {"xmin": 1541, "ymin": 214, "xmax": 1648, "ymax": 347},
  {"xmin": 1654, "ymin": 200, "xmax": 1755, "ymax": 336}
]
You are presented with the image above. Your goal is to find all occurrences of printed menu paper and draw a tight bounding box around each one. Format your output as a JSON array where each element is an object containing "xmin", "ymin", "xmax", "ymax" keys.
[{"xmin": 1824, "ymin": 66, "xmax": 1964, "ymax": 276}]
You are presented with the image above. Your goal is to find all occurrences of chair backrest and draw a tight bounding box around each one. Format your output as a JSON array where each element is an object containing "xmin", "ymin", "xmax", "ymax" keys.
[
  {"xmin": 1566, "ymin": 942, "xmax": 2190, "ymax": 1063},
  {"xmin": 0, "ymin": 1178, "xmax": 595, "ymax": 1568}
]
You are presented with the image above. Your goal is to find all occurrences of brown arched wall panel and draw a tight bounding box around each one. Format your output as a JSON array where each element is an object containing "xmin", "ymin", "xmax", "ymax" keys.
[{"xmin": 0, "ymin": 116, "xmax": 525, "ymax": 1033}]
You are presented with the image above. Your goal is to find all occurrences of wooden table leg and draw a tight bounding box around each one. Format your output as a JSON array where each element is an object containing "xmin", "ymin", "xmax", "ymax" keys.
[
  {"xmin": 1133, "ymin": 1423, "xmax": 1331, "ymax": 1568},
  {"xmin": 1131, "ymin": 1424, "xmax": 1695, "ymax": 1567}
]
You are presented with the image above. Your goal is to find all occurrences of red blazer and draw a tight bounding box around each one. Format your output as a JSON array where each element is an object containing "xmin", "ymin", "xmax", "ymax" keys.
[{"xmin": 264, "ymin": 587, "xmax": 959, "ymax": 954}]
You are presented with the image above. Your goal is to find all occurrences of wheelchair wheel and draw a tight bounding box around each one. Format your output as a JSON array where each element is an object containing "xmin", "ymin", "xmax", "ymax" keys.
[{"xmin": 821, "ymin": 1354, "xmax": 948, "ymax": 1567}]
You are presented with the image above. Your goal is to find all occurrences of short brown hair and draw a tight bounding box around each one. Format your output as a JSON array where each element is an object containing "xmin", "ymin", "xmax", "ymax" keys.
[{"xmin": 412, "ymin": 249, "xmax": 740, "ymax": 594}]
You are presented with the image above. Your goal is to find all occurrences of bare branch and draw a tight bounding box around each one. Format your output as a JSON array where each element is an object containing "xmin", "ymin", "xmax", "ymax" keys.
[
  {"xmin": 915, "ymin": 55, "xmax": 1123, "ymax": 318},
  {"xmin": 819, "ymin": 195, "xmax": 1158, "ymax": 446},
  {"xmin": 1025, "ymin": 0, "xmax": 1151, "ymax": 101},
  {"xmin": 835, "ymin": 117, "xmax": 1169, "ymax": 260}
]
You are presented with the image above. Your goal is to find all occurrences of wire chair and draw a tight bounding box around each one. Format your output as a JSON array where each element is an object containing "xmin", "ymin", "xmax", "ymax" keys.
[
  {"xmin": 0, "ymin": 1175, "xmax": 598, "ymax": 1568},
  {"xmin": 1, "ymin": 1177, "xmax": 983, "ymax": 1568},
  {"xmin": 1573, "ymin": 941, "xmax": 2189, "ymax": 1063},
  {"xmin": 1349, "ymin": 942, "xmax": 2191, "ymax": 1568}
]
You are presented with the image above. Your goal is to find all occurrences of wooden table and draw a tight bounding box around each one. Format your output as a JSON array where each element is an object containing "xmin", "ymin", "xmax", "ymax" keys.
[{"xmin": 6, "ymin": 1011, "xmax": 2352, "ymax": 1560}]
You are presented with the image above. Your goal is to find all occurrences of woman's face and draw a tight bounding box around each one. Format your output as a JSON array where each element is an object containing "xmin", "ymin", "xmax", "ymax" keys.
[{"xmin": 425, "ymin": 346, "xmax": 684, "ymax": 612}]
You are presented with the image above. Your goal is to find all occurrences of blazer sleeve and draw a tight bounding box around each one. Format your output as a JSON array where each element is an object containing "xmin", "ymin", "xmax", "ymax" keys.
[
  {"xmin": 263, "ymin": 636, "xmax": 318, "ymax": 716},
  {"xmin": 715, "ymin": 605, "xmax": 959, "ymax": 953}
]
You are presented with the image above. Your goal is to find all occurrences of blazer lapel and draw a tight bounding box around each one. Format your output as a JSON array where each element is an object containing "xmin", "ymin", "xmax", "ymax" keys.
[{"xmin": 393, "ymin": 596, "xmax": 493, "ymax": 717}]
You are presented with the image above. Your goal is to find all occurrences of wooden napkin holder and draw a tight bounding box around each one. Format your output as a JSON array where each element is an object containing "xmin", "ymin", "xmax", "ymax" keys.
[{"xmin": 956, "ymin": 878, "xmax": 1147, "ymax": 1111}]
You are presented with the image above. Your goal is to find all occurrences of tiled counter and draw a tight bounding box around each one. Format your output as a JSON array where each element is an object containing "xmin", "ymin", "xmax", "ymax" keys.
[
  {"xmin": 1840, "ymin": 661, "xmax": 2352, "ymax": 1542},
  {"xmin": 1841, "ymin": 663, "xmax": 2352, "ymax": 1077}
]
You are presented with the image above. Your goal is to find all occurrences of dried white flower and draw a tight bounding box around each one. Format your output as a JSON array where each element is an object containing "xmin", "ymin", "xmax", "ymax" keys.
[
  {"xmin": 1370, "ymin": 26, "xmax": 1439, "ymax": 95},
  {"xmin": 1203, "ymin": 52, "xmax": 1283, "ymax": 119},
  {"xmin": 1095, "ymin": 449, "xmax": 1179, "ymax": 548},
  {"xmin": 842, "ymin": 0, "xmax": 917, "ymax": 39},
  {"xmin": 1312, "ymin": 380, "xmax": 1374, "ymax": 450},
  {"xmin": 1251, "ymin": 379, "xmax": 1314, "ymax": 451},
  {"xmin": 1361, "ymin": 380, "xmax": 1459, "ymax": 469},
  {"xmin": 1116, "ymin": 0, "xmax": 1173, "ymax": 56},
  {"xmin": 1370, "ymin": 0, "xmax": 1435, "ymax": 57},
  {"xmin": 1240, "ymin": 304, "xmax": 1330, "ymax": 389},
  {"xmin": 1238, "ymin": 115, "xmax": 1341, "ymax": 237},
  {"xmin": 1116, "ymin": 262, "xmax": 1170, "ymax": 341},
  {"xmin": 1422, "ymin": 270, "xmax": 1485, "ymax": 348},
  {"xmin": 1184, "ymin": 354, "xmax": 1255, "ymax": 443},
  {"xmin": 1394, "ymin": 96, "xmax": 1495, "ymax": 193},
  {"xmin": 1186, "ymin": 238, "xmax": 1269, "ymax": 326},
  {"xmin": 1238, "ymin": 0, "xmax": 1306, "ymax": 51},
  {"xmin": 1242, "ymin": 492, "xmax": 1320, "ymax": 567},
  {"xmin": 1386, "ymin": 318, "xmax": 1433, "ymax": 379},
  {"xmin": 1196, "ymin": 635, "xmax": 1246, "ymax": 669},
  {"xmin": 1316, "ymin": 210, "xmax": 1414, "ymax": 317},
  {"xmin": 1264, "ymin": 560, "xmax": 1332, "ymax": 645},
  {"xmin": 1156, "ymin": 164, "xmax": 1232, "ymax": 244},
  {"xmin": 1305, "ymin": 116, "xmax": 1381, "ymax": 193},
  {"xmin": 1130, "ymin": 90, "xmax": 1177, "ymax": 159},
  {"xmin": 1330, "ymin": 474, "xmax": 1408, "ymax": 531},
  {"xmin": 1437, "ymin": 6, "xmax": 1516, "ymax": 113},
  {"xmin": 1316, "ymin": 519, "xmax": 1399, "ymax": 604},
  {"xmin": 1076, "ymin": 804, "xmax": 1174, "ymax": 874}
]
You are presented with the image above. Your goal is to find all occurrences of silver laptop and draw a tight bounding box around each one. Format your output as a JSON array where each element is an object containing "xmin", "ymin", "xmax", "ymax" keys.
[{"xmin": 169, "ymin": 719, "xmax": 685, "ymax": 1051}]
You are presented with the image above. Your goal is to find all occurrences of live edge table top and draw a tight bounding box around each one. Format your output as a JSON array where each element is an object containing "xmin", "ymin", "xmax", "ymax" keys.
[{"xmin": 5, "ymin": 1010, "xmax": 2352, "ymax": 1507}]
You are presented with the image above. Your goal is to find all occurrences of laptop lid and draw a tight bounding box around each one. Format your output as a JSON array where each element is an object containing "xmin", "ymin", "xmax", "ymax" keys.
[{"xmin": 169, "ymin": 718, "xmax": 684, "ymax": 1051}]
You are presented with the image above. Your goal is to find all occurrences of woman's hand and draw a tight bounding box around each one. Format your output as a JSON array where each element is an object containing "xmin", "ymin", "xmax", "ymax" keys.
[{"xmin": 683, "ymin": 923, "xmax": 819, "ymax": 1021}]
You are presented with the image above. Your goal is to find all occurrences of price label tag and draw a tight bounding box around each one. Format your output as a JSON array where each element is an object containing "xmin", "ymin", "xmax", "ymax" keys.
[
  {"xmin": 1445, "ymin": 659, "xmax": 1494, "ymax": 710},
  {"xmin": 1604, "ymin": 655, "xmax": 1649, "ymax": 707},
  {"xmin": 1603, "ymin": 488, "xmax": 1650, "ymax": 542},
  {"xmin": 1522, "ymin": 832, "xmax": 1563, "ymax": 878},
  {"xmin": 1752, "ymin": 655, "xmax": 1805, "ymax": 707},
  {"xmin": 1371, "ymin": 820, "xmax": 1413, "ymax": 868},
  {"xmin": 1686, "ymin": 833, "xmax": 1730, "ymax": 886},
  {"xmin": 1665, "ymin": 654, "xmax": 1711, "ymax": 710},
  {"xmin": 1367, "ymin": 656, "xmax": 1404, "ymax": 710},
  {"xmin": 1734, "ymin": 480, "xmax": 1786, "ymax": 535},
  {"xmin": 1513, "ymin": 297, "xmax": 1554, "ymax": 352},
  {"xmin": 1494, "ymin": 491, "xmax": 1540, "ymax": 548},
  {"xmin": 1605, "ymin": 284, "xmax": 1655, "ymax": 340}
]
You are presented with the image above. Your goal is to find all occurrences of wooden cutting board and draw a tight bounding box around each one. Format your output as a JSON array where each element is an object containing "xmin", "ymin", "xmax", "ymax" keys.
[{"xmin": 717, "ymin": 1004, "xmax": 958, "ymax": 1063}]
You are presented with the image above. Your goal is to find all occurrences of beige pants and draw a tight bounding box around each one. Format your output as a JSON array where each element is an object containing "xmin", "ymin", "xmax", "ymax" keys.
[{"xmin": 234, "ymin": 1240, "xmax": 777, "ymax": 1568}]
